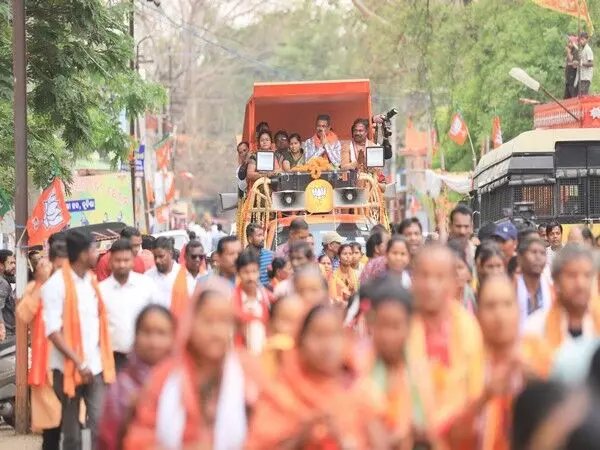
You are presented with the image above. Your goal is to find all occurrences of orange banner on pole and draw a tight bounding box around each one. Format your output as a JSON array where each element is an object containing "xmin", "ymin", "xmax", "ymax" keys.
[
  {"xmin": 492, "ymin": 116, "xmax": 503, "ymax": 149},
  {"xmin": 27, "ymin": 178, "xmax": 71, "ymax": 246},
  {"xmin": 531, "ymin": 0, "xmax": 594, "ymax": 34},
  {"xmin": 448, "ymin": 112, "xmax": 469, "ymax": 146}
]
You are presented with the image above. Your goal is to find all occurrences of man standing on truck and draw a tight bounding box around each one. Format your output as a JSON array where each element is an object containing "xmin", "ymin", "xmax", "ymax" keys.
[
  {"xmin": 578, "ymin": 32, "xmax": 594, "ymax": 96},
  {"xmin": 304, "ymin": 114, "xmax": 342, "ymax": 167}
]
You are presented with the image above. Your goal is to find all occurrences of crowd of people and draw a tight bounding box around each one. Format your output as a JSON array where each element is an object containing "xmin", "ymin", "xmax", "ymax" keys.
[
  {"xmin": 4, "ymin": 206, "xmax": 600, "ymax": 449},
  {"xmin": 564, "ymin": 31, "xmax": 594, "ymax": 99}
]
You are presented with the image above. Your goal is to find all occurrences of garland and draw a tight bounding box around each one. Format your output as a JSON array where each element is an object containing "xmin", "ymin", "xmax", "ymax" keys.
[{"xmin": 291, "ymin": 158, "xmax": 333, "ymax": 180}]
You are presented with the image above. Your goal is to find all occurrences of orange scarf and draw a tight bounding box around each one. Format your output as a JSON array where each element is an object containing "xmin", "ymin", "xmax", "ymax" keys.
[
  {"xmin": 28, "ymin": 282, "xmax": 48, "ymax": 386},
  {"xmin": 171, "ymin": 265, "xmax": 190, "ymax": 322},
  {"xmin": 62, "ymin": 263, "xmax": 115, "ymax": 397},
  {"xmin": 311, "ymin": 131, "xmax": 339, "ymax": 148},
  {"xmin": 246, "ymin": 350, "xmax": 372, "ymax": 450}
]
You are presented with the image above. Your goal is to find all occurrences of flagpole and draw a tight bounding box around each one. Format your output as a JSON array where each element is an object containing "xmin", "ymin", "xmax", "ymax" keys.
[{"xmin": 466, "ymin": 128, "xmax": 477, "ymax": 171}]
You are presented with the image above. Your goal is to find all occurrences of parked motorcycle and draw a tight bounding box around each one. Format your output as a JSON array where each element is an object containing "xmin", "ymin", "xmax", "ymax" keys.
[{"xmin": 0, "ymin": 336, "xmax": 16, "ymax": 427}]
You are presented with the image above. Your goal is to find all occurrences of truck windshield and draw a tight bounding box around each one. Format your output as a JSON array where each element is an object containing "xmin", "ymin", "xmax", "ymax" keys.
[{"xmin": 273, "ymin": 220, "xmax": 372, "ymax": 252}]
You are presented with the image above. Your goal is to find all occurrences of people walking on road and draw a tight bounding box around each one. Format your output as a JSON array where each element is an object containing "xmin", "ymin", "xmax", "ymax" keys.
[
  {"xmin": 95, "ymin": 227, "xmax": 146, "ymax": 282},
  {"xmin": 97, "ymin": 305, "xmax": 174, "ymax": 450},
  {"xmin": 0, "ymin": 249, "xmax": 16, "ymax": 341},
  {"xmin": 100, "ymin": 239, "xmax": 159, "ymax": 372},
  {"xmin": 42, "ymin": 229, "xmax": 115, "ymax": 450},
  {"xmin": 145, "ymin": 237, "xmax": 180, "ymax": 307},
  {"xmin": 245, "ymin": 223, "xmax": 273, "ymax": 286},
  {"xmin": 170, "ymin": 240, "xmax": 207, "ymax": 321}
]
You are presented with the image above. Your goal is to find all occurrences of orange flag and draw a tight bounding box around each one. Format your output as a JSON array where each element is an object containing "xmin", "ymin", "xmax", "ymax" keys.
[
  {"xmin": 532, "ymin": 0, "xmax": 594, "ymax": 34},
  {"xmin": 155, "ymin": 137, "xmax": 172, "ymax": 171},
  {"xmin": 448, "ymin": 112, "xmax": 469, "ymax": 146},
  {"xmin": 492, "ymin": 116, "xmax": 503, "ymax": 149},
  {"xmin": 27, "ymin": 178, "xmax": 71, "ymax": 246},
  {"xmin": 164, "ymin": 172, "xmax": 176, "ymax": 203}
]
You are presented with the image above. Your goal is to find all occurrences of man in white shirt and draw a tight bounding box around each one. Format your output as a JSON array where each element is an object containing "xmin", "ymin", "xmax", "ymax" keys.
[
  {"xmin": 145, "ymin": 236, "xmax": 180, "ymax": 307},
  {"xmin": 188, "ymin": 212, "xmax": 213, "ymax": 255},
  {"xmin": 545, "ymin": 221, "xmax": 563, "ymax": 268},
  {"xmin": 578, "ymin": 31, "xmax": 594, "ymax": 96},
  {"xmin": 42, "ymin": 229, "xmax": 110, "ymax": 450},
  {"xmin": 524, "ymin": 244, "xmax": 597, "ymax": 349},
  {"xmin": 100, "ymin": 238, "xmax": 159, "ymax": 371}
]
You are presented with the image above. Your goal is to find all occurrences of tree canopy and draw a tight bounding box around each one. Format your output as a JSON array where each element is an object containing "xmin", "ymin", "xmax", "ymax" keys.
[{"xmin": 1, "ymin": 0, "xmax": 165, "ymax": 199}]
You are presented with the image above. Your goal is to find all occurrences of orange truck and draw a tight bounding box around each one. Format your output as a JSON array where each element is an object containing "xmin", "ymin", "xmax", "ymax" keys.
[{"xmin": 222, "ymin": 79, "xmax": 391, "ymax": 251}]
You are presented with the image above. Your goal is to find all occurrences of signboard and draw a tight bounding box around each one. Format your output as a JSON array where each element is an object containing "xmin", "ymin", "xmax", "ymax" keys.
[
  {"xmin": 65, "ymin": 173, "xmax": 134, "ymax": 227},
  {"xmin": 120, "ymin": 144, "xmax": 145, "ymax": 176}
]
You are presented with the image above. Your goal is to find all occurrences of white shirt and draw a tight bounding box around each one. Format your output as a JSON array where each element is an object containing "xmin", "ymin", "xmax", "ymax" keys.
[
  {"xmin": 42, "ymin": 269, "xmax": 103, "ymax": 375},
  {"xmin": 580, "ymin": 43, "xmax": 594, "ymax": 82},
  {"xmin": 99, "ymin": 272, "xmax": 160, "ymax": 354},
  {"xmin": 523, "ymin": 306, "xmax": 596, "ymax": 343},
  {"xmin": 145, "ymin": 262, "xmax": 181, "ymax": 308}
]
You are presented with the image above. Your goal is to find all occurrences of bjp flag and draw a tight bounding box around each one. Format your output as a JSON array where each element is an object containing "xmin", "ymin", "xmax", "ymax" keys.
[
  {"xmin": 448, "ymin": 112, "xmax": 469, "ymax": 146},
  {"xmin": 164, "ymin": 172, "xmax": 176, "ymax": 203},
  {"xmin": 27, "ymin": 178, "xmax": 71, "ymax": 246},
  {"xmin": 531, "ymin": 0, "xmax": 594, "ymax": 34},
  {"xmin": 492, "ymin": 116, "xmax": 503, "ymax": 149},
  {"xmin": 155, "ymin": 137, "xmax": 172, "ymax": 171}
]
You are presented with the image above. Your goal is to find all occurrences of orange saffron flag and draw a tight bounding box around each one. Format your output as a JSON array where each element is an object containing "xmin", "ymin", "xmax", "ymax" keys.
[
  {"xmin": 155, "ymin": 137, "xmax": 172, "ymax": 171},
  {"xmin": 448, "ymin": 112, "xmax": 469, "ymax": 146},
  {"xmin": 492, "ymin": 116, "xmax": 503, "ymax": 149},
  {"xmin": 27, "ymin": 178, "xmax": 71, "ymax": 246},
  {"xmin": 532, "ymin": 0, "xmax": 594, "ymax": 34}
]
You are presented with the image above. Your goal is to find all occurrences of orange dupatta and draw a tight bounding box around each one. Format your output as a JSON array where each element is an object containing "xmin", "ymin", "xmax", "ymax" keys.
[
  {"xmin": 479, "ymin": 336, "xmax": 552, "ymax": 450},
  {"xmin": 170, "ymin": 264, "xmax": 190, "ymax": 322},
  {"xmin": 247, "ymin": 350, "xmax": 374, "ymax": 450},
  {"xmin": 62, "ymin": 264, "xmax": 115, "ymax": 398},
  {"xmin": 407, "ymin": 302, "xmax": 485, "ymax": 449},
  {"xmin": 544, "ymin": 293, "xmax": 600, "ymax": 351}
]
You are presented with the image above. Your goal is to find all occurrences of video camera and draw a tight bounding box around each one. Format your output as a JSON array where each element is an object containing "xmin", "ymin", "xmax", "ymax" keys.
[{"xmin": 381, "ymin": 108, "xmax": 398, "ymax": 160}]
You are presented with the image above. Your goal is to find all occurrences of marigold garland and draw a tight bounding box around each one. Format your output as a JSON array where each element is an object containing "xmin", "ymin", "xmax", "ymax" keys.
[{"xmin": 291, "ymin": 158, "xmax": 333, "ymax": 180}]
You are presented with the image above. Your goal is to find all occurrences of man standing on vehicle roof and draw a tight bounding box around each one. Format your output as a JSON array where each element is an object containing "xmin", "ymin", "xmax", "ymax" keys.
[{"xmin": 304, "ymin": 114, "xmax": 342, "ymax": 167}]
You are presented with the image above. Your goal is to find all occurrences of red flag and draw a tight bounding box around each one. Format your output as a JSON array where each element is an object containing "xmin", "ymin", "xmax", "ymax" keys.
[
  {"xmin": 448, "ymin": 112, "xmax": 468, "ymax": 146},
  {"xmin": 27, "ymin": 178, "xmax": 71, "ymax": 246},
  {"xmin": 492, "ymin": 116, "xmax": 503, "ymax": 149},
  {"xmin": 165, "ymin": 172, "xmax": 176, "ymax": 203},
  {"xmin": 531, "ymin": 0, "xmax": 594, "ymax": 34},
  {"xmin": 156, "ymin": 205, "xmax": 170, "ymax": 224},
  {"xmin": 155, "ymin": 138, "xmax": 172, "ymax": 171}
]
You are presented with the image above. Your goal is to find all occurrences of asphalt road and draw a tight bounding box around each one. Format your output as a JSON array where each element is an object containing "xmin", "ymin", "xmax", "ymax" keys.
[{"xmin": 0, "ymin": 424, "xmax": 92, "ymax": 449}]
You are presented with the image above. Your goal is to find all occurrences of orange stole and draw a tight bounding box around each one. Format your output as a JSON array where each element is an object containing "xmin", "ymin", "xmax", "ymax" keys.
[
  {"xmin": 480, "ymin": 336, "xmax": 552, "ymax": 450},
  {"xmin": 170, "ymin": 265, "xmax": 190, "ymax": 321},
  {"xmin": 62, "ymin": 264, "xmax": 115, "ymax": 397},
  {"xmin": 246, "ymin": 350, "xmax": 374, "ymax": 450},
  {"xmin": 407, "ymin": 302, "xmax": 485, "ymax": 445},
  {"xmin": 261, "ymin": 333, "xmax": 295, "ymax": 379},
  {"xmin": 544, "ymin": 297, "xmax": 600, "ymax": 351}
]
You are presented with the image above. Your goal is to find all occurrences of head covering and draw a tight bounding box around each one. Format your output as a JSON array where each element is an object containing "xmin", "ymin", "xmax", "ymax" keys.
[
  {"xmin": 493, "ymin": 222, "xmax": 518, "ymax": 241},
  {"xmin": 322, "ymin": 231, "xmax": 345, "ymax": 245}
]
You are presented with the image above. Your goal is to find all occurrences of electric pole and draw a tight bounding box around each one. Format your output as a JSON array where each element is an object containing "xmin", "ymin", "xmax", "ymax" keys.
[{"xmin": 12, "ymin": 0, "xmax": 29, "ymax": 434}]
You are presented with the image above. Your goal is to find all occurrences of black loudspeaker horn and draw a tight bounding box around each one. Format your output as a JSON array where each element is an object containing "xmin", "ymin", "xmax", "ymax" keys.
[
  {"xmin": 333, "ymin": 188, "xmax": 368, "ymax": 209},
  {"xmin": 272, "ymin": 190, "xmax": 305, "ymax": 212}
]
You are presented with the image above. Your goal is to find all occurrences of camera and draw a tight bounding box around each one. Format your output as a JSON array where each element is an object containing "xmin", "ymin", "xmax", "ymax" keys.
[{"xmin": 381, "ymin": 108, "xmax": 398, "ymax": 159}]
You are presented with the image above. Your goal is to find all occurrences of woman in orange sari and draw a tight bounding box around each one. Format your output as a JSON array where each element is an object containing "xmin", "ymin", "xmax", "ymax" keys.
[
  {"xmin": 476, "ymin": 274, "xmax": 552, "ymax": 450},
  {"xmin": 247, "ymin": 304, "xmax": 385, "ymax": 449},
  {"xmin": 123, "ymin": 279, "xmax": 263, "ymax": 450}
]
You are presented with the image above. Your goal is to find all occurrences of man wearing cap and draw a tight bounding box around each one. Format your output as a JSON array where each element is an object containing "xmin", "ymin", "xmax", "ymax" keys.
[
  {"xmin": 321, "ymin": 231, "xmax": 345, "ymax": 270},
  {"xmin": 492, "ymin": 222, "xmax": 518, "ymax": 266},
  {"xmin": 578, "ymin": 32, "xmax": 594, "ymax": 96}
]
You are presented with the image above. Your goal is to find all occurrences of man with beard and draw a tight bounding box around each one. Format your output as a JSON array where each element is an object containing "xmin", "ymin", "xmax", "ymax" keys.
[
  {"xmin": 95, "ymin": 226, "xmax": 146, "ymax": 281},
  {"xmin": 145, "ymin": 237, "xmax": 180, "ymax": 307},
  {"xmin": 246, "ymin": 223, "xmax": 273, "ymax": 286},
  {"xmin": 304, "ymin": 114, "xmax": 342, "ymax": 167},
  {"xmin": 341, "ymin": 118, "xmax": 386, "ymax": 191},
  {"xmin": 0, "ymin": 249, "xmax": 16, "ymax": 340},
  {"xmin": 448, "ymin": 204, "xmax": 475, "ymax": 267}
]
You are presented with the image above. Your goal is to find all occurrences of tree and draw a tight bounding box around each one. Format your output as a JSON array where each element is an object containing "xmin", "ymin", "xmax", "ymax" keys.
[{"xmin": 0, "ymin": 0, "xmax": 165, "ymax": 199}]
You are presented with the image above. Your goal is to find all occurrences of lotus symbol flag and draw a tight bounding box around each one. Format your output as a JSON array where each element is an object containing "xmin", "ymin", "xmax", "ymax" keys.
[
  {"xmin": 26, "ymin": 178, "xmax": 71, "ymax": 246},
  {"xmin": 312, "ymin": 186, "xmax": 326, "ymax": 200},
  {"xmin": 43, "ymin": 189, "xmax": 65, "ymax": 228},
  {"xmin": 448, "ymin": 112, "xmax": 468, "ymax": 146}
]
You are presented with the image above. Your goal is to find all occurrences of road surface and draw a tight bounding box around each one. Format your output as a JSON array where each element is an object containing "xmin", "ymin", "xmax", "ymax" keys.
[{"xmin": 0, "ymin": 425, "xmax": 41, "ymax": 449}]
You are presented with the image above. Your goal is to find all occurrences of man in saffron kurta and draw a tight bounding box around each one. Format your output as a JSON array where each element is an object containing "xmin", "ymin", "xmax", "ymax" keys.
[
  {"xmin": 304, "ymin": 113, "xmax": 342, "ymax": 167},
  {"xmin": 42, "ymin": 229, "xmax": 115, "ymax": 450},
  {"xmin": 524, "ymin": 244, "xmax": 600, "ymax": 353},
  {"xmin": 407, "ymin": 244, "xmax": 486, "ymax": 449}
]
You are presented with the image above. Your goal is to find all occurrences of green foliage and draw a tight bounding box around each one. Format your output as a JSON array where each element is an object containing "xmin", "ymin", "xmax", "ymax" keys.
[{"xmin": 0, "ymin": 0, "xmax": 166, "ymax": 200}]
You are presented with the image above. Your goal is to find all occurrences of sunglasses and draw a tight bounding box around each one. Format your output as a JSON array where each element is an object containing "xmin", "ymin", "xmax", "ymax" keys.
[{"xmin": 189, "ymin": 254, "xmax": 206, "ymax": 260}]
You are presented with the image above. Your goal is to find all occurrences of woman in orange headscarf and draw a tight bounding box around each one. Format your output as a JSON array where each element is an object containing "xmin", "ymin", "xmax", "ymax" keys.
[
  {"xmin": 247, "ymin": 304, "xmax": 385, "ymax": 449},
  {"xmin": 123, "ymin": 280, "xmax": 263, "ymax": 450}
]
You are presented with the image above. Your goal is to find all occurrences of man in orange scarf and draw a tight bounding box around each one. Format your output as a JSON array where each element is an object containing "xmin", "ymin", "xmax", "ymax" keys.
[
  {"xmin": 41, "ymin": 229, "xmax": 115, "ymax": 450},
  {"xmin": 476, "ymin": 274, "xmax": 552, "ymax": 450},
  {"xmin": 524, "ymin": 243, "xmax": 599, "ymax": 352},
  {"xmin": 304, "ymin": 113, "xmax": 342, "ymax": 167},
  {"xmin": 170, "ymin": 240, "xmax": 207, "ymax": 321},
  {"xmin": 17, "ymin": 233, "xmax": 68, "ymax": 447},
  {"xmin": 407, "ymin": 243, "xmax": 487, "ymax": 449}
]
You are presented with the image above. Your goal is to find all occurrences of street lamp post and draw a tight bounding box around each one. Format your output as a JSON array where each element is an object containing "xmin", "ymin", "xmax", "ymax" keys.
[{"xmin": 509, "ymin": 68, "xmax": 580, "ymax": 123}]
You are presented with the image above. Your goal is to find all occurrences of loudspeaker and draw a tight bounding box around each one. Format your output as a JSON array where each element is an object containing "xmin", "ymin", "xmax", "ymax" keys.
[
  {"xmin": 334, "ymin": 188, "xmax": 368, "ymax": 209},
  {"xmin": 272, "ymin": 190, "xmax": 305, "ymax": 212},
  {"xmin": 219, "ymin": 193, "xmax": 238, "ymax": 212}
]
